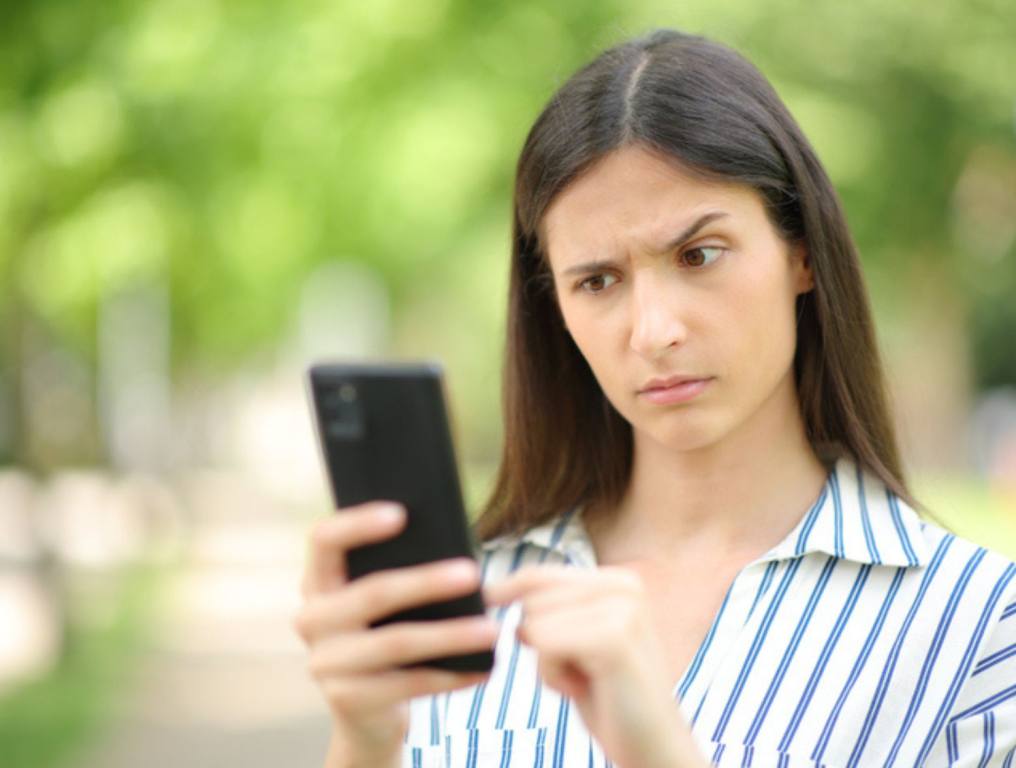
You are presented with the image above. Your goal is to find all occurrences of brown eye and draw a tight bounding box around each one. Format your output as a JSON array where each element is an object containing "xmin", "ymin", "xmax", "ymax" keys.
[
  {"xmin": 682, "ymin": 246, "xmax": 724, "ymax": 268},
  {"xmin": 578, "ymin": 274, "xmax": 617, "ymax": 294}
]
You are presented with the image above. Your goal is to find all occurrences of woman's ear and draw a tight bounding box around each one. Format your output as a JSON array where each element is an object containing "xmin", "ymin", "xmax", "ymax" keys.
[{"xmin": 791, "ymin": 241, "xmax": 814, "ymax": 294}]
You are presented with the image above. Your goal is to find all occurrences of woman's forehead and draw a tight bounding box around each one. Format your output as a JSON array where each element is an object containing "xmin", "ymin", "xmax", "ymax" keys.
[{"xmin": 540, "ymin": 148, "xmax": 762, "ymax": 257}]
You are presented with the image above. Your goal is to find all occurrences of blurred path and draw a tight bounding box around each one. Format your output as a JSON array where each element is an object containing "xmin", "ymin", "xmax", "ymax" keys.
[{"xmin": 76, "ymin": 472, "xmax": 331, "ymax": 768}]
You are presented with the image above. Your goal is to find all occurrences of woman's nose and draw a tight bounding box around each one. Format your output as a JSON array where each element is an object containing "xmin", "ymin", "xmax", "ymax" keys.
[{"xmin": 628, "ymin": 276, "xmax": 688, "ymax": 360}]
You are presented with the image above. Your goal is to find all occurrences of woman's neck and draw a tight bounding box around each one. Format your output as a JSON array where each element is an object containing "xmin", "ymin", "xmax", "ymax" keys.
[{"xmin": 586, "ymin": 387, "xmax": 830, "ymax": 567}]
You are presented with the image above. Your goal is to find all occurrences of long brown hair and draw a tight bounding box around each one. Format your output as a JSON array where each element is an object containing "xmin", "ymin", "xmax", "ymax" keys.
[{"xmin": 473, "ymin": 28, "xmax": 942, "ymax": 542}]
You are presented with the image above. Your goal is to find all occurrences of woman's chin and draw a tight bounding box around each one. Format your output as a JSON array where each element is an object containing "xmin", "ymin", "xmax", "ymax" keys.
[{"xmin": 634, "ymin": 420, "xmax": 723, "ymax": 454}]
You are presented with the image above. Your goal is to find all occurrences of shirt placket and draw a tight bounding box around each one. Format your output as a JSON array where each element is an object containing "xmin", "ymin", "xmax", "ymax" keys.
[{"xmin": 675, "ymin": 559, "xmax": 781, "ymax": 731}]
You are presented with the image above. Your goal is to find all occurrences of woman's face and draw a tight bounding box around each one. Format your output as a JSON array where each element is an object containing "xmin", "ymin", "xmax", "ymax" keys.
[{"xmin": 541, "ymin": 144, "xmax": 814, "ymax": 453}]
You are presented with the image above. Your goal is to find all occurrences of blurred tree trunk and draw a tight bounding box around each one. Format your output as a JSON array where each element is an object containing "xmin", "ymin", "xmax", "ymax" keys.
[
  {"xmin": 886, "ymin": 256, "xmax": 974, "ymax": 473},
  {"xmin": 1, "ymin": 257, "xmax": 29, "ymax": 470}
]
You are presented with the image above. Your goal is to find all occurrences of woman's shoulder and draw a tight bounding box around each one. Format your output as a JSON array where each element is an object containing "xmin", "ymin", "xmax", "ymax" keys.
[
  {"xmin": 916, "ymin": 516, "xmax": 1016, "ymax": 575},
  {"xmin": 913, "ymin": 520, "xmax": 1016, "ymax": 747},
  {"xmin": 911, "ymin": 517, "xmax": 1016, "ymax": 687},
  {"xmin": 909, "ymin": 517, "xmax": 1016, "ymax": 615}
]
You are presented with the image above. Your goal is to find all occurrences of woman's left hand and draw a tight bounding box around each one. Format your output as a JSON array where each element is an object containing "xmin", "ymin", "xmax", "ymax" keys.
[{"xmin": 483, "ymin": 564, "xmax": 709, "ymax": 768}]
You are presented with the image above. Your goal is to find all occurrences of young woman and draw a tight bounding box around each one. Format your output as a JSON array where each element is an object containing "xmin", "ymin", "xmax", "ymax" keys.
[{"xmin": 294, "ymin": 29, "xmax": 1016, "ymax": 767}]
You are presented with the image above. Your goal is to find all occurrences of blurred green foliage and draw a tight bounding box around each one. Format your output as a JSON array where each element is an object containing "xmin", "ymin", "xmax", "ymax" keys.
[
  {"xmin": 0, "ymin": 0, "xmax": 1014, "ymax": 468},
  {"xmin": 1, "ymin": 5, "xmax": 1012, "ymax": 764},
  {"xmin": 0, "ymin": 560, "xmax": 168, "ymax": 768}
]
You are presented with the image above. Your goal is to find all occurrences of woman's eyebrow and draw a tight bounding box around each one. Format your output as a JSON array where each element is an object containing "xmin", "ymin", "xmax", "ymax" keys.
[
  {"xmin": 560, "ymin": 210, "xmax": 730, "ymax": 276},
  {"xmin": 659, "ymin": 210, "xmax": 730, "ymax": 251}
]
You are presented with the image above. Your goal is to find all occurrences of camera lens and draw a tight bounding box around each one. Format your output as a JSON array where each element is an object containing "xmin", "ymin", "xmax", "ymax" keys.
[
  {"xmin": 323, "ymin": 384, "xmax": 355, "ymax": 411},
  {"xmin": 320, "ymin": 382, "xmax": 364, "ymax": 440}
]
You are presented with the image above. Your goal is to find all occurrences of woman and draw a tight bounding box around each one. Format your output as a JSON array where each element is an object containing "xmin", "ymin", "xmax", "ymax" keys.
[{"xmin": 294, "ymin": 29, "xmax": 1016, "ymax": 767}]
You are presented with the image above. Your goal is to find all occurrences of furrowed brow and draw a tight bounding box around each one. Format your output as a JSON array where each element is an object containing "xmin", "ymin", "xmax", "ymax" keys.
[{"xmin": 560, "ymin": 211, "xmax": 730, "ymax": 277}]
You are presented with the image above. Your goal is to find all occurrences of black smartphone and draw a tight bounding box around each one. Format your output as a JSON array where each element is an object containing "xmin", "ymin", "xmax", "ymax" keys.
[{"xmin": 306, "ymin": 361, "xmax": 494, "ymax": 673}]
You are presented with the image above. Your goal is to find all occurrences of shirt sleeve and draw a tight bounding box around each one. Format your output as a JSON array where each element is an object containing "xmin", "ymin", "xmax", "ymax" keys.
[{"xmin": 927, "ymin": 579, "xmax": 1016, "ymax": 766}]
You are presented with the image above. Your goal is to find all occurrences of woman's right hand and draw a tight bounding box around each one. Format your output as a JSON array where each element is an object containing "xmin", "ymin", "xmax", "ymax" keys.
[{"xmin": 293, "ymin": 501, "xmax": 499, "ymax": 768}]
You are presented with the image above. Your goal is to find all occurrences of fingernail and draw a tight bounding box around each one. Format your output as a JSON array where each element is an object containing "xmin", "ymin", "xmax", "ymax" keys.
[
  {"xmin": 446, "ymin": 559, "xmax": 478, "ymax": 581},
  {"xmin": 376, "ymin": 504, "xmax": 405, "ymax": 522}
]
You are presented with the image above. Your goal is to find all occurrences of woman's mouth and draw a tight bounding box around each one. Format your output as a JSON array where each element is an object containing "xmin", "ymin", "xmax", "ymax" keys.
[{"xmin": 638, "ymin": 377, "xmax": 714, "ymax": 405}]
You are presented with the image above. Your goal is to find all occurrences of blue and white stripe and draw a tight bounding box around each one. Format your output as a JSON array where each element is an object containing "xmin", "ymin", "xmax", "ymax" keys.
[{"xmin": 402, "ymin": 452, "xmax": 1016, "ymax": 766}]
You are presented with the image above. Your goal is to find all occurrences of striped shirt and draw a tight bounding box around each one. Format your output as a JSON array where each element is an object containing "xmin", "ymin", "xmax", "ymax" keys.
[{"xmin": 402, "ymin": 452, "xmax": 1016, "ymax": 766}]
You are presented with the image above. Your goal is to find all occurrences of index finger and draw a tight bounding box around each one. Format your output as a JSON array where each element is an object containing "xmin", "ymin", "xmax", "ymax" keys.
[
  {"xmin": 303, "ymin": 502, "xmax": 406, "ymax": 596},
  {"xmin": 482, "ymin": 564, "xmax": 583, "ymax": 606}
]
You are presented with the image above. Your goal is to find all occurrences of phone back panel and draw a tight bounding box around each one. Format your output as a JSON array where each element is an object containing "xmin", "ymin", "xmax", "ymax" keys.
[{"xmin": 308, "ymin": 362, "xmax": 492, "ymax": 672}]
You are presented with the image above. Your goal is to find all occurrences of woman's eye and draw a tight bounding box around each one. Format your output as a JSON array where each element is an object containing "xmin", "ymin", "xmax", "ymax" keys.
[
  {"xmin": 681, "ymin": 246, "xmax": 724, "ymax": 268},
  {"xmin": 575, "ymin": 248, "xmax": 722, "ymax": 294},
  {"xmin": 578, "ymin": 274, "xmax": 618, "ymax": 294}
]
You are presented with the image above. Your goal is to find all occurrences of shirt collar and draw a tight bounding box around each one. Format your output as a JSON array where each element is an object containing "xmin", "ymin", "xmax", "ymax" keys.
[{"xmin": 479, "ymin": 452, "xmax": 931, "ymax": 569}]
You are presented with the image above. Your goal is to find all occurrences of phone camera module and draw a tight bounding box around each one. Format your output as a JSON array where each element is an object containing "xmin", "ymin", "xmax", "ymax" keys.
[{"xmin": 322, "ymin": 383, "xmax": 364, "ymax": 440}]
